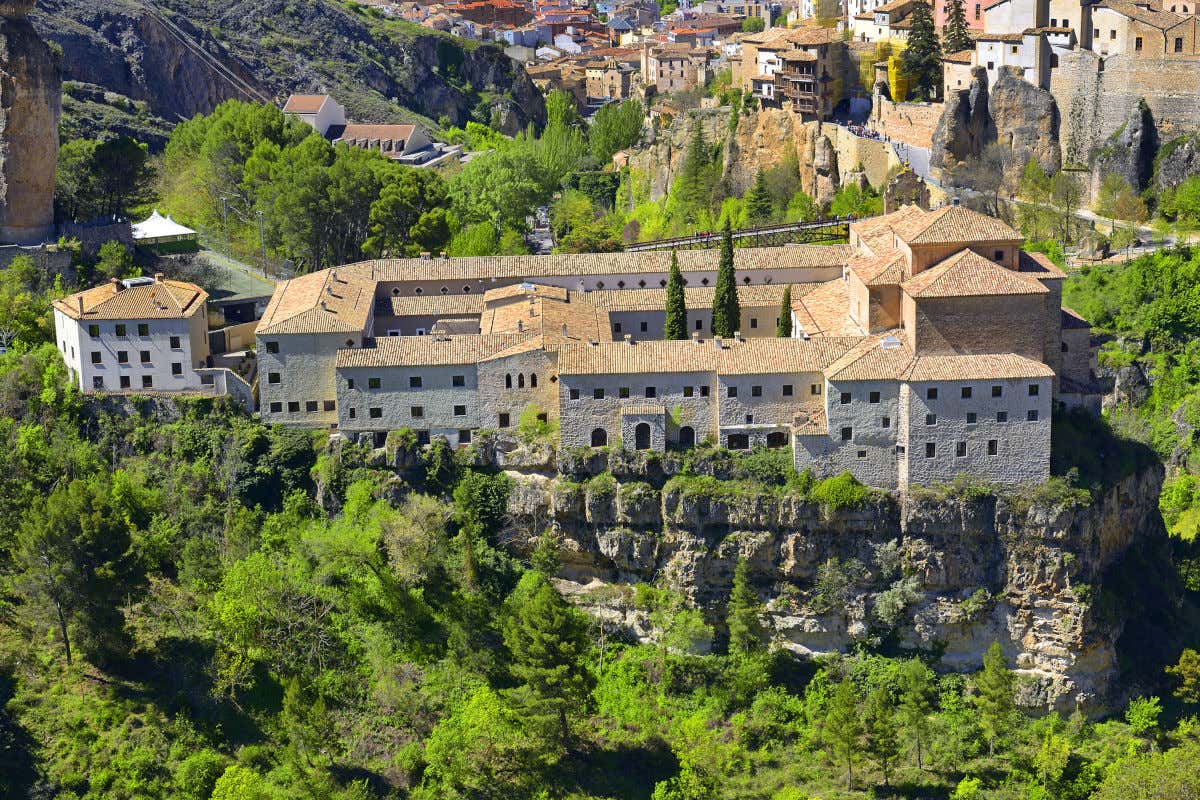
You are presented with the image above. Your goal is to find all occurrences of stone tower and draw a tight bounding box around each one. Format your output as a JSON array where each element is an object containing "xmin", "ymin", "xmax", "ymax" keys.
[{"xmin": 0, "ymin": 0, "xmax": 59, "ymax": 245}]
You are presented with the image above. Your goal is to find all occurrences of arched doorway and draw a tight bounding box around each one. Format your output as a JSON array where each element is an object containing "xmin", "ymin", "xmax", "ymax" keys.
[
  {"xmin": 635, "ymin": 423, "xmax": 651, "ymax": 451},
  {"xmin": 767, "ymin": 431, "xmax": 789, "ymax": 449},
  {"xmin": 591, "ymin": 428, "xmax": 608, "ymax": 447},
  {"xmin": 678, "ymin": 426, "xmax": 695, "ymax": 449}
]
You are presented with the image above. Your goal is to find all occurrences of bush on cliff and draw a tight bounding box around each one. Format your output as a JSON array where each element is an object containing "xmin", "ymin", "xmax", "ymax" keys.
[{"xmin": 809, "ymin": 471, "xmax": 871, "ymax": 511}]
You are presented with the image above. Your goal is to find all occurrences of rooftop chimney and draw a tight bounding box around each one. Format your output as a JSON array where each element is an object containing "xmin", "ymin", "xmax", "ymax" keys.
[
  {"xmin": 713, "ymin": 336, "xmax": 723, "ymax": 350},
  {"xmin": 77, "ymin": 296, "xmax": 84, "ymax": 316},
  {"xmin": 420, "ymin": 252, "xmax": 431, "ymax": 260},
  {"xmin": 624, "ymin": 334, "xmax": 633, "ymax": 345},
  {"xmin": 153, "ymin": 272, "xmax": 164, "ymax": 283},
  {"xmin": 734, "ymin": 330, "xmax": 743, "ymax": 341},
  {"xmin": 691, "ymin": 331, "xmax": 700, "ymax": 343},
  {"xmin": 110, "ymin": 277, "xmax": 121, "ymax": 293},
  {"xmin": 561, "ymin": 323, "xmax": 568, "ymax": 338}
]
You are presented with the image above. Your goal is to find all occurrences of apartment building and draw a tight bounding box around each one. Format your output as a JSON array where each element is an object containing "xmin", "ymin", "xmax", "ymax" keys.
[{"xmin": 252, "ymin": 205, "xmax": 1098, "ymax": 490}]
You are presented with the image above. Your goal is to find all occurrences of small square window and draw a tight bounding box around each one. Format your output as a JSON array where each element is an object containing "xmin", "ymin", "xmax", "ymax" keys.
[
  {"xmin": 120, "ymin": 376, "xmax": 131, "ymax": 389},
  {"xmin": 700, "ymin": 386, "xmax": 710, "ymax": 397},
  {"xmin": 961, "ymin": 386, "xmax": 972, "ymax": 399},
  {"xmin": 926, "ymin": 414, "xmax": 936, "ymax": 426},
  {"xmin": 411, "ymin": 406, "xmax": 424, "ymax": 419},
  {"xmin": 857, "ymin": 450, "xmax": 867, "ymax": 458},
  {"xmin": 288, "ymin": 401, "xmax": 300, "ymax": 413},
  {"xmin": 926, "ymin": 387, "xmax": 938, "ymax": 400},
  {"xmin": 366, "ymin": 377, "xmax": 381, "ymax": 389},
  {"xmin": 992, "ymin": 385, "xmax": 1002, "ymax": 398},
  {"xmin": 459, "ymin": 429, "xmax": 472, "ymax": 444},
  {"xmin": 811, "ymin": 384, "xmax": 822, "ymax": 396},
  {"xmin": 745, "ymin": 414, "xmax": 753, "ymax": 424},
  {"xmin": 751, "ymin": 385, "xmax": 762, "ymax": 397},
  {"xmin": 270, "ymin": 402, "xmax": 283, "ymax": 413},
  {"xmin": 499, "ymin": 413, "xmax": 511, "ymax": 427},
  {"xmin": 613, "ymin": 322, "xmax": 623, "ymax": 334},
  {"xmin": 1028, "ymin": 384, "xmax": 1039, "ymax": 396},
  {"xmin": 869, "ymin": 391, "xmax": 880, "ymax": 403},
  {"xmin": 683, "ymin": 386, "xmax": 694, "ymax": 398},
  {"xmin": 90, "ymin": 351, "xmax": 102, "ymax": 364},
  {"xmin": 1027, "ymin": 410, "xmax": 1039, "ymax": 421},
  {"xmin": 409, "ymin": 376, "xmax": 422, "ymax": 389},
  {"xmin": 570, "ymin": 388, "xmax": 580, "ymax": 400},
  {"xmin": 115, "ymin": 324, "xmax": 127, "ymax": 337},
  {"xmin": 142, "ymin": 375, "xmax": 153, "ymax": 388},
  {"xmin": 645, "ymin": 386, "xmax": 657, "ymax": 398},
  {"xmin": 695, "ymin": 319, "xmax": 703, "ymax": 330},
  {"xmin": 369, "ymin": 407, "xmax": 383, "ymax": 419},
  {"xmin": 140, "ymin": 350, "xmax": 151, "ymax": 364},
  {"xmin": 956, "ymin": 441, "xmax": 967, "ymax": 457},
  {"xmin": 640, "ymin": 321, "xmax": 648, "ymax": 333},
  {"xmin": 324, "ymin": 400, "xmax": 336, "ymax": 411},
  {"xmin": 619, "ymin": 387, "xmax": 630, "ymax": 398},
  {"xmin": 993, "ymin": 249, "xmax": 1004, "ymax": 262},
  {"xmin": 454, "ymin": 405, "xmax": 467, "ymax": 416},
  {"xmin": 988, "ymin": 439, "xmax": 998, "ymax": 455},
  {"xmin": 840, "ymin": 392, "xmax": 851, "ymax": 404},
  {"xmin": 997, "ymin": 411, "xmax": 1008, "ymax": 422},
  {"xmin": 728, "ymin": 386, "xmax": 738, "ymax": 398},
  {"xmin": 117, "ymin": 350, "xmax": 129, "ymax": 364},
  {"xmin": 417, "ymin": 431, "xmax": 430, "ymax": 445},
  {"xmin": 135, "ymin": 323, "xmax": 149, "ymax": 337},
  {"xmin": 265, "ymin": 340, "xmax": 279, "ymax": 354},
  {"xmin": 925, "ymin": 442, "xmax": 936, "ymax": 458},
  {"xmin": 966, "ymin": 412, "xmax": 977, "ymax": 424},
  {"xmin": 452, "ymin": 375, "xmax": 465, "ymax": 387},
  {"xmin": 306, "ymin": 401, "xmax": 318, "ymax": 412},
  {"xmin": 782, "ymin": 384, "xmax": 793, "ymax": 396},
  {"xmin": 88, "ymin": 324, "xmax": 100, "ymax": 337},
  {"xmin": 882, "ymin": 416, "xmax": 890, "ymax": 428},
  {"xmin": 268, "ymin": 372, "xmax": 281, "ymax": 384},
  {"xmin": 593, "ymin": 388, "xmax": 605, "ymax": 400},
  {"xmin": 840, "ymin": 426, "xmax": 852, "ymax": 441},
  {"xmin": 749, "ymin": 318, "xmax": 758, "ymax": 329},
  {"xmin": 171, "ymin": 362, "xmax": 182, "ymax": 376}
]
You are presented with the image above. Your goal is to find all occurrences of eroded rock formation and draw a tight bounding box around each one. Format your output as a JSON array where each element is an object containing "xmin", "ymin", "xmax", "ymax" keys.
[
  {"xmin": 0, "ymin": 0, "xmax": 59, "ymax": 244},
  {"xmin": 1091, "ymin": 101, "xmax": 1157, "ymax": 196}
]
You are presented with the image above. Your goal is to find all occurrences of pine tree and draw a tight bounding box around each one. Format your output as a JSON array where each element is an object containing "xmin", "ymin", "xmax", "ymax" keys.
[
  {"xmin": 677, "ymin": 115, "xmax": 712, "ymax": 224},
  {"xmin": 864, "ymin": 685, "xmax": 901, "ymax": 787},
  {"xmin": 824, "ymin": 678, "xmax": 863, "ymax": 789},
  {"xmin": 745, "ymin": 168, "xmax": 774, "ymax": 224},
  {"xmin": 900, "ymin": 0, "xmax": 942, "ymax": 101},
  {"xmin": 502, "ymin": 572, "xmax": 596, "ymax": 744},
  {"xmin": 711, "ymin": 220, "xmax": 740, "ymax": 338},
  {"xmin": 973, "ymin": 641, "xmax": 1016, "ymax": 756},
  {"xmin": 898, "ymin": 658, "xmax": 934, "ymax": 770},
  {"xmin": 942, "ymin": 0, "xmax": 973, "ymax": 56},
  {"xmin": 664, "ymin": 250, "xmax": 688, "ymax": 340},
  {"xmin": 726, "ymin": 558, "xmax": 765, "ymax": 656},
  {"xmin": 777, "ymin": 284, "xmax": 793, "ymax": 337}
]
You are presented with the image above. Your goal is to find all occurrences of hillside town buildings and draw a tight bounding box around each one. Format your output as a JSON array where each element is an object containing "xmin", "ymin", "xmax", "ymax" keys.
[{"xmin": 245, "ymin": 204, "xmax": 1098, "ymax": 490}]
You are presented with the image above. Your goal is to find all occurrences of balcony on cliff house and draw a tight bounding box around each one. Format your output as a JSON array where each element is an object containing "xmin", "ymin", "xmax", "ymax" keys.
[{"xmin": 773, "ymin": 52, "xmax": 832, "ymax": 119}]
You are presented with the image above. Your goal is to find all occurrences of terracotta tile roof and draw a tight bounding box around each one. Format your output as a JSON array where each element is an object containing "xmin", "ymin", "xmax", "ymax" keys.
[
  {"xmin": 1024, "ymin": 26, "xmax": 1073, "ymax": 34},
  {"xmin": 257, "ymin": 269, "xmax": 373, "ymax": 335},
  {"xmin": 826, "ymin": 334, "xmax": 913, "ymax": 381},
  {"xmin": 1095, "ymin": 0, "xmax": 1188, "ymax": 29},
  {"xmin": 791, "ymin": 406, "xmax": 828, "ymax": 435},
  {"xmin": 716, "ymin": 336, "xmax": 861, "ymax": 374},
  {"xmin": 585, "ymin": 283, "xmax": 813, "ymax": 311},
  {"xmin": 335, "ymin": 333, "xmax": 531, "ymax": 368},
  {"xmin": 558, "ymin": 340, "xmax": 719, "ymax": 374},
  {"xmin": 780, "ymin": 50, "xmax": 818, "ymax": 61},
  {"xmin": 974, "ymin": 32, "xmax": 1025, "ymax": 41},
  {"xmin": 481, "ymin": 293, "xmax": 610, "ymax": 350},
  {"xmin": 874, "ymin": 0, "xmax": 913, "ymax": 12},
  {"xmin": 893, "ymin": 205, "xmax": 1022, "ymax": 246},
  {"xmin": 379, "ymin": 294, "xmax": 485, "ymax": 317},
  {"xmin": 55, "ymin": 278, "xmax": 207, "ymax": 321},
  {"xmin": 901, "ymin": 353, "xmax": 1054, "ymax": 381},
  {"xmin": 483, "ymin": 282, "xmax": 569, "ymax": 303},
  {"xmin": 944, "ymin": 49, "xmax": 974, "ymax": 63},
  {"xmin": 851, "ymin": 204, "xmax": 926, "ymax": 255},
  {"xmin": 1017, "ymin": 250, "xmax": 1067, "ymax": 279},
  {"xmin": 342, "ymin": 245, "xmax": 852, "ymax": 283},
  {"xmin": 791, "ymin": 279, "xmax": 864, "ymax": 337},
  {"xmin": 848, "ymin": 250, "xmax": 906, "ymax": 286},
  {"xmin": 1061, "ymin": 306, "xmax": 1091, "ymax": 330},
  {"xmin": 902, "ymin": 249, "xmax": 1048, "ymax": 298},
  {"xmin": 283, "ymin": 94, "xmax": 331, "ymax": 114},
  {"xmin": 336, "ymin": 124, "xmax": 417, "ymax": 143}
]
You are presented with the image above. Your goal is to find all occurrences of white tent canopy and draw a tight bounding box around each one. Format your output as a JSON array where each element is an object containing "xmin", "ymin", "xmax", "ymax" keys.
[{"xmin": 132, "ymin": 210, "xmax": 198, "ymax": 244}]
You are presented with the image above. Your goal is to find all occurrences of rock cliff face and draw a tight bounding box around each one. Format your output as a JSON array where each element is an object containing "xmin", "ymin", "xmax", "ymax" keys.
[
  {"xmin": 32, "ymin": 0, "xmax": 545, "ymax": 140},
  {"xmin": 1091, "ymin": 101, "xmax": 1157, "ymax": 196},
  {"xmin": 0, "ymin": 0, "xmax": 58, "ymax": 244},
  {"xmin": 932, "ymin": 66, "xmax": 1060, "ymax": 182},
  {"xmin": 505, "ymin": 463, "xmax": 1169, "ymax": 715},
  {"xmin": 1153, "ymin": 132, "xmax": 1200, "ymax": 195}
]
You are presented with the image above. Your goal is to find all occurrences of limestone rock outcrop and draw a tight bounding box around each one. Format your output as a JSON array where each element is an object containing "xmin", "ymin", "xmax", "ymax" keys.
[
  {"xmin": 1091, "ymin": 101, "xmax": 1157, "ymax": 196},
  {"xmin": 0, "ymin": 0, "xmax": 59, "ymax": 244},
  {"xmin": 1153, "ymin": 132, "xmax": 1200, "ymax": 195},
  {"xmin": 506, "ymin": 462, "xmax": 1171, "ymax": 715}
]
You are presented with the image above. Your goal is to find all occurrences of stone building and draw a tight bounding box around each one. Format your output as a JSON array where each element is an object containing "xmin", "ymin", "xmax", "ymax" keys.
[
  {"xmin": 252, "ymin": 204, "xmax": 1099, "ymax": 491},
  {"xmin": 737, "ymin": 27, "xmax": 844, "ymax": 119}
]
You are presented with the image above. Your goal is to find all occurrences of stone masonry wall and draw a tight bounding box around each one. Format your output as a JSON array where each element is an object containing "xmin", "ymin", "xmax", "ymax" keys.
[{"xmin": 870, "ymin": 99, "xmax": 942, "ymax": 149}]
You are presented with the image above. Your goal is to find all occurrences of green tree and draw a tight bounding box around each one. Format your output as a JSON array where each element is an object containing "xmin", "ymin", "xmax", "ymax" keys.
[
  {"xmin": 745, "ymin": 168, "xmax": 775, "ymax": 224},
  {"xmin": 363, "ymin": 168, "xmax": 451, "ymax": 257},
  {"xmin": 210, "ymin": 765, "xmax": 271, "ymax": 800},
  {"xmin": 943, "ymin": 0, "xmax": 973, "ymax": 55},
  {"xmin": 93, "ymin": 240, "xmax": 137, "ymax": 282},
  {"xmin": 972, "ymin": 641, "xmax": 1015, "ymax": 756},
  {"xmin": 1161, "ymin": 175, "xmax": 1200, "ymax": 225},
  {"xmin": 664, "ymin": 250, "xmax": 688, "ymax": 340},
  {"xmin": 824, "ymin": 677, "xmax": 863, "ymax": 788},
  {"xmin": 1167, "ymin": 648, "xmax": 1200, "ymax": 704},
  {"xmin": 742, "ymin": 16, "xmax": 766, "ymax": 32},
  {"xmin": 675, "ymin": 116, "xmax": 714, "ymax": 224},
  {"xmin": 864, "ymin": 684, "xmax": 901, "ymax": 786},
  {"xmin": 590, "ymin": 99, "xmax": 644, "ymax": 163},
  {"xmin": 898, "ymin": 658, "xmax": 935, "ymax": 770},
  {"xmin": 1094, "ymin": 741, "xmax": 1200, "ymax": 800},
  {"xmin": 1050, "ymin": 170, "xmax": 1083, "ymax": 243},
  {"xmin": 899, "ymin": 0, "xmax": 942, "ymax": 100},
  {"xmin": 1125, "ymin": 695, "xmax": 1162, "ymax": 740},
  {"xmin": 92, "ymin": 136, "xmax": 156, "ymax": 217},
  {"xmin": 711, "ymin": 220, "xmax": 740, "ymax": 337},
  {"xmin": 502, "ymin": 572, "xmax": 596, "ymax": 743},
  {"xmin": 830, "ymin": 183, "xmax": 882, "ymax": 218},
  {"xmin": 776, "ymin": 284, "xmax": 793, "ymax": 337},
  {"xmin": 726, "ymin": 558, "xmax": 766, "ymax": 656},
  {"xmin": 55, "ymin": 138, "xmax": 100, "ymax": 220}
]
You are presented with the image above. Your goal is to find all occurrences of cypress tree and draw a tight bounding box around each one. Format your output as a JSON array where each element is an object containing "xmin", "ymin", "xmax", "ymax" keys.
[
  {"xmin": 777, "ymin": 284, "xmax": 793, "ymax": 337},
  {"xmin": 677, "ymin": 115, "xmax": 712, "ymax": 223},
  {"xmin": 711, "ymin": 220, "xmax": 740, "ymax": 338},
  {"xmin": 942, "ymin": 0, "xmax": 973, "ymax": 55},
  {"xmin": 899, "ymin": 0, "xmax": 941, "ymax": 101},
  {"xmin": 726, "ymin": 558, "xmax": 765, "ymax": 656},
  {"xmin": 664, "ymin": 250, "xmax": 688, "ymax": 340},
  {"xmin": 972, "ymin": 641, "xmax": 1016, "ymax": 756},
  {"xmin": 745, "ymin": 168, "xmax": 774, "ymax": 224}
]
